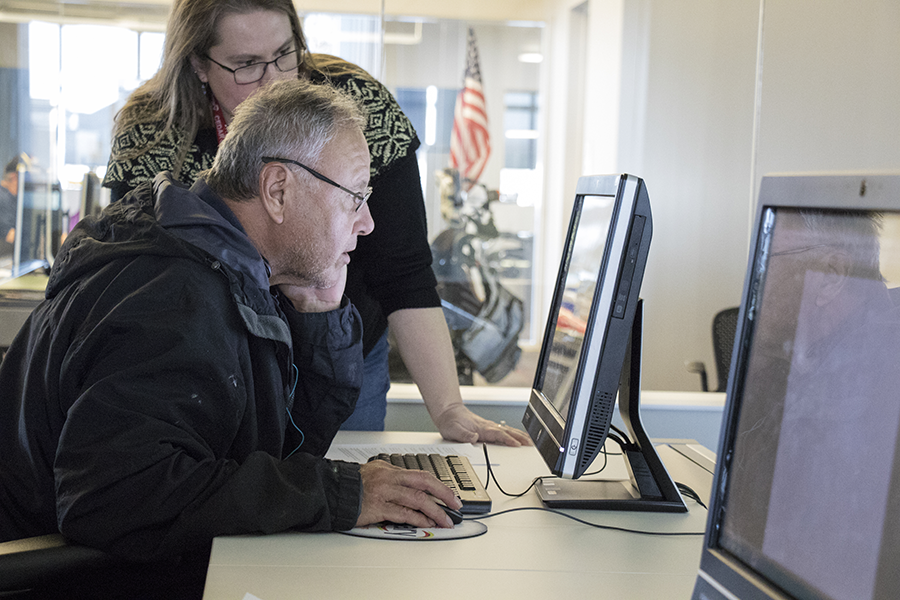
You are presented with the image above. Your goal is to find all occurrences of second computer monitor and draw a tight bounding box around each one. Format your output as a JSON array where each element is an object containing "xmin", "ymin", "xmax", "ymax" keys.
[{"xmin": 523, "ymin": 174, "xmax": 651, "ymax": 479}]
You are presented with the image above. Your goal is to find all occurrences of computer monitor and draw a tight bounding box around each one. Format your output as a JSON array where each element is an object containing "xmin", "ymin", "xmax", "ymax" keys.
[
  {"xmin": 693, "ymin": 173, "xmax": 900, "ymax": 600},
  {"xmin": 79, "ymin": 171, "xmax": 106, "ymax": 224},
  {"xmin": 10, "ymin": 167, "xmax": 52, "ymax": 279},
  {"xmin": 522, "ymin": 174, "xmax": 686, "ymax": 512}
]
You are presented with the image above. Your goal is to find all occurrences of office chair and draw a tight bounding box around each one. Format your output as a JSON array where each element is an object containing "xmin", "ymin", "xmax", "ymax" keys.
[
  {"xmin": 0, "ymin": 533, "xmax": 120, "ymax": 598},
  {"xmin": 685, "ymin": 307, "xmax": 739, "ymax": 393}
]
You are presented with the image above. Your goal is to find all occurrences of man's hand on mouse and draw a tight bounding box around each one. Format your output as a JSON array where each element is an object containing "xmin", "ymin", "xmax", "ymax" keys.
[{"xmin": 356, "ymin": 460, "xmax": 463, "ymax": 528}]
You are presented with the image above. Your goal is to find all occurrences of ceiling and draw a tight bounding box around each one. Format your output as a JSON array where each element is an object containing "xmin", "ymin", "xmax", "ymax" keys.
[{"xmin": 0, "ymin": 0, "xmax": 548, "ymax": 30}]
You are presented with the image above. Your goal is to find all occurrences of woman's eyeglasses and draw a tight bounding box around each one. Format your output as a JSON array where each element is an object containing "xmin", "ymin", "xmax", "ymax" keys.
[{"xmin": 204, "ymin": 50, "xmax": 300, "ymax": 85}]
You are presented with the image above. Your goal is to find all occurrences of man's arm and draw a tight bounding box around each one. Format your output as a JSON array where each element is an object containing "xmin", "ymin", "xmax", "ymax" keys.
[
  {"xmin": 275, "ymin": 268, "xmax": 465, "ymax": 530},
  {"xmin": 51, "ymin": 267, "xmax": 361, "ymax": 560},
  {"xmin": 277, "ymin": 271, "xmax": 469, "ymax": 526},
  {"xmin": 280, "ymin": 288, "xmax": 363, "ymax": 457}
]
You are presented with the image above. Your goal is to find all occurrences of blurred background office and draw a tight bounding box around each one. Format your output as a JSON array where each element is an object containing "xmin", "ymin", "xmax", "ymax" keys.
[{"xmin": 0, "ymin": 0, "xmax": 897, "ymax": 395}]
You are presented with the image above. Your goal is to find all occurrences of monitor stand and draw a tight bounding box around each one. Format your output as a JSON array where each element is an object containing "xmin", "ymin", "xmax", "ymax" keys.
[{"xmin": 536, "ymin": 301, "xmax": 688, "ymax": 512}]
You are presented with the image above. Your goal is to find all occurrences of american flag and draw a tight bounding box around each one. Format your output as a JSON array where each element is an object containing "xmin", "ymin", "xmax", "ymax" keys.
[{"xmin": 450, "ymin": 27, "xmax": 490, "ymax": 189}]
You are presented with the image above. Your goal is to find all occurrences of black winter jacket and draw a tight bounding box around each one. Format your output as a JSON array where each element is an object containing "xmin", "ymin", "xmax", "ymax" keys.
[{"xmin": 0, "ymin": 173, "xmax": 363, "ymax": 562}]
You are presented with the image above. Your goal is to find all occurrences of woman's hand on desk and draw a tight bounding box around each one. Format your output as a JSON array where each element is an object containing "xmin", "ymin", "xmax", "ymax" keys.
[
  {"xmin": 433, "ymin": 404, "xmax": 533, "ymax": 447},
  {"xmin": 357, "ymin": 460, "xmax": 463, "ymax": 529}
]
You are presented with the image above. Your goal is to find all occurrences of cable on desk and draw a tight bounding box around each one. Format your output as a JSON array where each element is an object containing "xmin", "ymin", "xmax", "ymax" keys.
[
  {"xmin": 464, "ymin": 507, "xmax": 705, "ymax": 537},
  {"xmin": 481, "ymin": 443, "xmax": 542, "ymax": 498},
  {"xmin": 480, "ymin": 443, "xmax": 619, "ymax": 497}
]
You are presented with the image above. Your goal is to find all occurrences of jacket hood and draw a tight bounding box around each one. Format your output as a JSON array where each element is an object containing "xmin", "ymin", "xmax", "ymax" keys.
[
  {"xmin": 47, "ymin": 172, "xmax": 268, "ymax": 299},
  {"xmin": 154, "ymin": 175, "xmax": 269, "ymax": 291}
]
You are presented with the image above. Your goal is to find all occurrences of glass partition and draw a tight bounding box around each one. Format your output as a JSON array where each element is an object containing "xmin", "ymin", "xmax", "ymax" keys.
[{"xmin": 0, "ymin": 9, "xmax": 544, "ymax": 386}]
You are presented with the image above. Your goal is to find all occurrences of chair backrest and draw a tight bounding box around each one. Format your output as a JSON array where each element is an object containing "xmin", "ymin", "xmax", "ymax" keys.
[
  {"xmin": 0, "ymin": 533, "xmax": 119, "ymax": 595},
  {"xmin": 711, "ymin": 307, "xmax": 739, "ymax": 393}
]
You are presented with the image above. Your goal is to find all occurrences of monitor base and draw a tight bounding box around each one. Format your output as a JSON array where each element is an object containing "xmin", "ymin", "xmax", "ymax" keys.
[
  {"xmin": 537, "ymin": 301, "xmax": 688, "ymax": 513},
  {"xmin": 536, "ymin": 476, "xmax": 687, "ymax": 512}
]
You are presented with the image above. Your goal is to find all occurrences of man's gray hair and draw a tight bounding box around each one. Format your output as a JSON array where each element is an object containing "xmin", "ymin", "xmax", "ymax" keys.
[{"xmin": 205, "ymin": 79, "xmax": 367, "ymax": 201}]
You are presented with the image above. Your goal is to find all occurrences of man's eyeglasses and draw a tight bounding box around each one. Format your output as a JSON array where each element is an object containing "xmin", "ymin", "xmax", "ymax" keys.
[
  {"xmin": 204, "ymin": 50, "xmax": 300, "ymax": 85},
  {"xmin": 262, "ymin": 157, "xmax": 372, "ymax": 212}
]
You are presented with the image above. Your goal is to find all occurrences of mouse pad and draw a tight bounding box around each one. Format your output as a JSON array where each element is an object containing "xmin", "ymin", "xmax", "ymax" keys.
[{"xmin": 343, "ymin": 520, "xmax": 487, "ymax": 540}]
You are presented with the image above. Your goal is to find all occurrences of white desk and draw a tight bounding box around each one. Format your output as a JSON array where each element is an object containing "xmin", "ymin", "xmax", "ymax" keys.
[
  {"xmin": 203, "ymin": 431, "xmax": 714, "ymax": 600},
  {"xmin": 0, "ymin": 272, "xmax": 46, "ymax": 350}
]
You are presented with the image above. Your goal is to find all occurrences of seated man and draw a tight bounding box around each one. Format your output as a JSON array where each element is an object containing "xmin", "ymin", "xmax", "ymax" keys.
[{"xmin": 0, "ymin": 80, "xmax": 460, "ymax": 598}]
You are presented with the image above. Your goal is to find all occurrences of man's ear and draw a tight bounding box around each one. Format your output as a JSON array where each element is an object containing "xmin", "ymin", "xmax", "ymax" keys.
[
  {"xmin": 816, "ymin": 250, "xmax": 851, "ymax": 307},
  {"xmin": 258, "ymin": 163, "xmax": 290, "ymax": 225},
  {"xmin": 189, "ymin": 54, "xmax": 209, "ymax": 83}
]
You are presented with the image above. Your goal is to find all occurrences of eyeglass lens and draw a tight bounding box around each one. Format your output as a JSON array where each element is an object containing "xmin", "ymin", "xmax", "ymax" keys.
[{"xmin": 233, "ymin": 51, "xmax": 299, "ymax": 84}]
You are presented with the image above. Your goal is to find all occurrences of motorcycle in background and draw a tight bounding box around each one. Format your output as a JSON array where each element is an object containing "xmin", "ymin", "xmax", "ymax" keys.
[{"xmin": 389, "ymin": 169, "xmax": 525, "ymax": 385}]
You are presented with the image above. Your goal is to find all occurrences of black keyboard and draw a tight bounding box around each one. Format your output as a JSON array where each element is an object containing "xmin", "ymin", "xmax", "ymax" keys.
[{"xmin": 367, "ymin": 453, "xmax": 492, "ymax": 514}]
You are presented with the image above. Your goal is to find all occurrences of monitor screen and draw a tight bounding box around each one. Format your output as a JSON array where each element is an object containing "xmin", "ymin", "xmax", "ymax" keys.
[
  {"xmin": 694, "ymin": 174, "xmax": 900, "ymax": 600},
  {"xmin": 539, "ymin": 192, "xmax": 617, "ymax": 423}
]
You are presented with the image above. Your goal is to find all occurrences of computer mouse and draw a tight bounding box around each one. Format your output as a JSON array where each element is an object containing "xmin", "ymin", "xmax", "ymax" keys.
[
  {"xmin": 382, "ymin": 500, "xmax": 463, "ymax": 528},
  {"xmin": 436, "ymin": 500, "xmax": 464, "ymax": 525}
]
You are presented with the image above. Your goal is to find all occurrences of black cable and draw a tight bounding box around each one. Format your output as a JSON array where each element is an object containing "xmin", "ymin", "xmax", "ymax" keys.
[
  {"xmin": 580, "ymin": 447, "xmax": 609, "ymax": 477},
  {"xmin": 676, "ymin": 482, "xmax": 708, "ymax": 510},
  {"xmin": 464, "ymin": 507, "xmax": 705, "ymax": 537},
  {"xmin": 580, "ymin": 444, "xmax": 622, "ymax": 475},
  {"xmin": 482, "ymin": 443, "xmax": 543, "ymax": 498},
  {"xmin": 610, "ymin": 424, "xmax": 630, "ymax": 444},
  {"xmin": 605, "ymin": 431, "xmax": 629, "ymax": 450},
  {"xmin": 482, "ymin": 443, "xmax": 639, "ymax": 493},
  {"xmin": 482, "ymin": 445, "xmax": 708, "ymax": 508}
]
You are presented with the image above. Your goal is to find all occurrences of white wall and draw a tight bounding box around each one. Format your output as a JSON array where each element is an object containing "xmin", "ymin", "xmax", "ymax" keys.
[
  {"xmin": 539, "ymin": 0, "xmax": 900, "ymax": 391},
  {"xmin": 540, "ymin": 0, "xmax": 759, "ymax": 391},
  {"xmin": 753, "ymin": 1, "xmax": 900, "ymax": 193},
  {"xmin": 631, "ymin": 0, "xmax": 759, "ymax": 391}
]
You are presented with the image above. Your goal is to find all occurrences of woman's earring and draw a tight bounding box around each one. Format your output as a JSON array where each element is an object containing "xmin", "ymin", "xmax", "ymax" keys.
[{"xmin": 193, "ymin": 71, "xmax": 206, "ymax": 94}]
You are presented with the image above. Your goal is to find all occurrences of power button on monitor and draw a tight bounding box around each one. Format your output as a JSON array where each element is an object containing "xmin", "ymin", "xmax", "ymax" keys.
[{"xmin": 568, "ymin": 438, "xmax": 579, "ymax": 456}]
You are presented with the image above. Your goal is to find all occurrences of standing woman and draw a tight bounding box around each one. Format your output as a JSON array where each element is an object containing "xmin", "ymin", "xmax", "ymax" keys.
[{"xmin": 103, "ymin": 0, "xmax": 530, "ymax": 447}]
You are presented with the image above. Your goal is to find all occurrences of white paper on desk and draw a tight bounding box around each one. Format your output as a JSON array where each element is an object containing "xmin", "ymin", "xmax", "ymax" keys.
[{"xmin": 325, "ymin": 443, "xmax": 491, "ymax": 466}]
